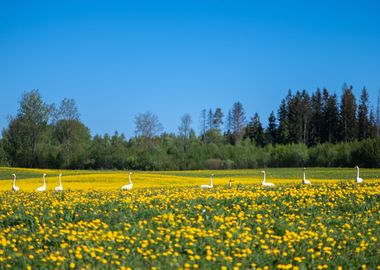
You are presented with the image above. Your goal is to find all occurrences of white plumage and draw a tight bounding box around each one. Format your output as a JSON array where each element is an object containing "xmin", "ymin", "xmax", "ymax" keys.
[
  {"xmin": 54, "ymin": 174, "xmax": 63, "ymax": 192},
  {"xmin": 36, "ymin": 174, "xmax": 47, "ymax": 192},
  {"xmin": 201, "ymin": 174, "xmax": 214, "ymax": 189},
  {"xmin": 302, "ymin": 168, "xmax": 311, "ymax": 185},
  {"xmin": 355, "ymin": 166, "xmax": 363, "ymax": 183},
  {"xmin": 121, "ymin": 172, "xmax": 133, "ymax": 190},
  {"xmin": 261, "ymin": 171, "xmax": 275, "ymax": 187},
  {"xmin": 12, "ymin": 174, "xmax": 19, "ymax": 192}
]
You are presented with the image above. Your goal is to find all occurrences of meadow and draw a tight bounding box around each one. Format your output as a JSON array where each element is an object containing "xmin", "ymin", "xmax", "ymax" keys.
[{"xmin": 0, "ymin": 167, "xmax": 379, "ymax": 269}]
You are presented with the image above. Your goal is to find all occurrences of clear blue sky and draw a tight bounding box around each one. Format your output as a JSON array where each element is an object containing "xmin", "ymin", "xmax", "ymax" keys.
[{"xmin": 1, "ymin": 0, "xmax": 379, "ymax": 137}]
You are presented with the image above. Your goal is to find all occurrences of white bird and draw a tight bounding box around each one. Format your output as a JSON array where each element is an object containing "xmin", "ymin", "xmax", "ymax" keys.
[
  {"xmin": 201, "ymin": 174, "xmax": 214, "ymax": 189},
  {"xmin": 12, "ymin": 174, "xmax": 19, "ymax": 192},
  {"xmin": 36, "ymin": 174, "xmax": 47, "ymax": 192},
  {"xmin": 261, "ymin": 171, "xmax": 275, "ymax": 187},
  {"xmin": 229, "ymin": 179, "xmax": 233, "ymax": 188},
  {"xmin": 54, "ymin": 174, "xmax": 63, "ymax": 192},
  {"xmin": 302, "ymin": 168, "xmax": 311, "ymax": 185},
  {"xmin": 121, "ymin": 172, "xmax": 133, "ymax": 190},
  {"xmin": 355, "ymin": 166, "xmax": 363, "ymax": 183}
]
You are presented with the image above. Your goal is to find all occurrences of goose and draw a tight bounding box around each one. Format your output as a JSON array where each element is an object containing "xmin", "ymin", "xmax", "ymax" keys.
[
  {"xmin": 261, "ymin": 171, "xmax": 275, "ymax": 187},
  {"xmin": 201, "ymin": 174, "xmax": 213, "ymax": 189}
]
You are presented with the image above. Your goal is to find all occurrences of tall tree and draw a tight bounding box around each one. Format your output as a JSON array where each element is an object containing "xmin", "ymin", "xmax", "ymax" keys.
[
  {"xmin": 277, "ymin": 98, "xmax": 289, "ymax": 144},
  {"xmin": 2, "ymin": 90, "xmax": 52, "ymax": 167},
  {"xmin": 266, "ymin": 111, "xmax": 278, "ymax": 144},
  {"xmin": 247, "ymin": 113, "xmax": 265, "ymax": 146},
  {"xmin": 231, "ymin": 102, "xmax": 246, "ymax": 142},
  {"xmin": 213, "ymin": 108, "xmax": 224, "ymax": 132},
  {"xmin": 340, "ymin": 84, "xmax": 357, "ymax": 141},
  {"xmin": 207, "ymin": 109, "xmax": 214, "ymax": 131},
  {"xmin": 199, "ymin": 109, "xmax": 207, "ymax": 137},
  {"xmin": 377, "ymin": 89, "xmax": 380, "ymax": 137},
  {"xmin": 310, "ymin": 89, "xmax": 323, "ymax": 145},
  {"xmin": 134, "ymin": 111, "xmax": 163, "ymax": 138},
  {"xmin": 54, "ymin": 98, "xmax": 90, "ymax": 168},
  {"xmin": 357, "ymin": 87, "xmax": 369, "ymax": 140},
  {"xmin": 321, "ymin": 89, "xmax": 339, "ymax": 143}
]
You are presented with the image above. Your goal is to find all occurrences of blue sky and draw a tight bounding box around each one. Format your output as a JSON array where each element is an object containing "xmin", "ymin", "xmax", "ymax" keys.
[{"xmin": 1, "ymin": 0, "xmax": 379, "ymax": 137}]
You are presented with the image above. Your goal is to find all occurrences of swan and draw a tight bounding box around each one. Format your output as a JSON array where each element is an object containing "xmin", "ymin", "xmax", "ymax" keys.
[
  {"xmin": 36, "ymin": 174, "xmax": 47, "ymax": 192},
  {"xmin": 121, "ymin": 172, "xmax": 133, "ymax": 190},
  {"xmin": 302, "ymin": 168, "xmax": 311, "ymax": 185},
  {"xmin": 201, "ymin": 174, "xmax": 214, "ymax": 189},
  {"xmin": 261, "ymin": 171, "xmax": 275, "ymax": 187},
  {"xmin": 355, "ymin": 166, "xmax": 363, "ymax": 183},
  {"xmin": 12, "ymin": 174, "xmax": 19, "ymax": 192},
  {"xmin": 54, "ymin": 174, "xmax": 63, "ymax": 192}
]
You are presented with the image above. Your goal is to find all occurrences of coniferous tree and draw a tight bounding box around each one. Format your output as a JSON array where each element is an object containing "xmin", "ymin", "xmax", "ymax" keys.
[
  {"xmin": 277, "ymin": 98, "xmax": 289, "ymax": 144},
  {"xmin": 377, "ymin": 89, "xmax": 380, "ymax": 137},
  {"xmin": 207, "ymin": 109, "xmax": 214, "ymax": 132},
  {"xmin": 321, "ymin": 89, "xmax": 339, "ymax": 143},
  {"xmin": 231, "ymin": 102, "xmax": 246, "ymax": 142},
  {"xmin": 300, "ymin": 90, "xmax": 312, "ymax": 145},
  {"xmin": 340, "ymin": 84, "xmax": 357, "ymax": 141},
  {"xmin": 358, "ymin": 87, "xmax": 369, "ymax": 140},
  {"xmin": 266, "ymin": 111, "xmax": 278, "ymax": 144},
  {"xmin": 246, "ymin": 113, "xmax": 265, "ymax": 146},
  {"xmin": 310, "ymin": 89, "xmax": 323, "ymax": 145},
  {"xmin": 213, "ymin": 108, "xmax": 224, "ymax": 133}
]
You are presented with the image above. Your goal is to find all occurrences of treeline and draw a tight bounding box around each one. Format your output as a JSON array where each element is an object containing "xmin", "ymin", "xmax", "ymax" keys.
[{"xmin": 0, "ymin": 86, "xmax": 379, "ymax": 170}]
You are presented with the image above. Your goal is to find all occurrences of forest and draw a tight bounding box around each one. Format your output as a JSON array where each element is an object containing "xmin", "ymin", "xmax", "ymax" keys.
[{"xmin": 0, "ymin": 85, "xmax": 379, "ymax": 170}]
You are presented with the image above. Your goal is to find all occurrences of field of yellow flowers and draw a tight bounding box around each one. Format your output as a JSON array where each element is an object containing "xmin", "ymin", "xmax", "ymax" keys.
[{"xmin": 0, "ymin": 167, "xmax": 379, "ymax": 269}]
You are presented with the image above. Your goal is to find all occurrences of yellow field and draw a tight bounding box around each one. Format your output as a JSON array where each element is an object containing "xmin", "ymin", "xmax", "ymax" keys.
[{"xmin": 1, "ymin": 167, "xmax": 379, "ymax": 192}]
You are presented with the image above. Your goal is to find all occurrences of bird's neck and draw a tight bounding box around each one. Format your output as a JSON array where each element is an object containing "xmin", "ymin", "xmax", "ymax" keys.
[
  {"xmin": 357, "ymin": 168, "xmax": 360, "ymax": 178},
  {"xmin": 303, "ymin": 171, "xmax": 306, "ymax": 180},
  {"xmin": 129, "ymin": 175, "xmax": 132, "ymax": 184},
  {"xmin": 262, "ymin": 173, "xmax": 266, "ymax": 183},
  {"xmin": 210, "ymin": 177, "xmax": 213, "ymax": 186}
]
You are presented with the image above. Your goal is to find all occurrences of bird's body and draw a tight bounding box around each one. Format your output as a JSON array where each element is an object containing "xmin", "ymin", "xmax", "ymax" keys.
[
  {"xmin": 54, "ymin": 174, "xmax": 63, "ymax": 192},
  {"xmin": 36, "ymin": 174, "xmax": 47, "ymax": 192},
  {"xmin": 261, "ymin": 171, "xmax": 275, "ymax": 187},
  {"xmin": 12, "ymin": 174, "xmax": 19, "ymax": 192},
  {"xmin": 201, "ymin": 174, "xmax": 213, "ymax": 189},
  {"xmin": 355, "ymin": 166, "xmax": 363, "ymax": 183},
  {"xmin": 302, "ymin": 168, "xmax": 311, "ymax": 185},
  {"xmin": 121, "ymin": 172, "xmax": 133, "ymax": 190}
]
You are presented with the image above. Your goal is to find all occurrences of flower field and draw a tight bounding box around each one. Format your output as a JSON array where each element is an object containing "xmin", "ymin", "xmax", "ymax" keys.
[{"xmin": 0, "ymin": 168, "xmax": 379, "ymax": 269}]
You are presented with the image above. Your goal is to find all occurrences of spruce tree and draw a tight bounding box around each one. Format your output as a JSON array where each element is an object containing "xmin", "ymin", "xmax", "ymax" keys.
[{"xmin": 358, "ymin": 87, "xmax": 369, "ymax": 140}]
